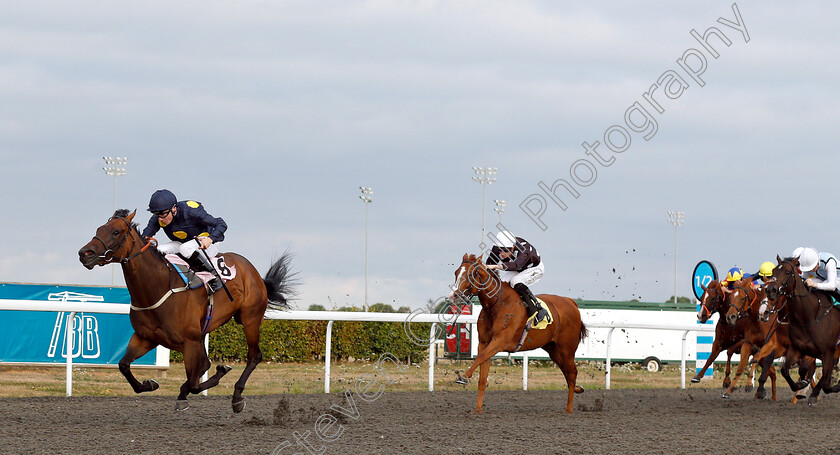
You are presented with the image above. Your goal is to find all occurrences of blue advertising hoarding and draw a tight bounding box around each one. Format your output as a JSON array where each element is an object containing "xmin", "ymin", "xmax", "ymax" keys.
[{"xmin": 0, "ymin": 282, "xmax": 158, "ymax": 366}]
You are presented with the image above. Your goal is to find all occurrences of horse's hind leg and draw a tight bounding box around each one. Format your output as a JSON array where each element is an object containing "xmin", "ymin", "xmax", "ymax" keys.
[
  {"xmin": 118, "ymin": 334, "xmax": 161, "ymax": 394},
  {"xmin": 176, "ymin": 340, "xmax": 211, "ymax": 411},
  {"xmin": 547, "ymin": 342, "xmax": 580, "ymax": 414},
  {"xmin": 231, "ymin": 314, "xmax": 264, "ymax": 413}
]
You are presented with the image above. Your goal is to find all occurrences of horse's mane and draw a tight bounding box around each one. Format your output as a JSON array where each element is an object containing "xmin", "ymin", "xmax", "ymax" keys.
[{"xmin": 112, "ymin": 209, "xmax": 166, "ymax": 261}]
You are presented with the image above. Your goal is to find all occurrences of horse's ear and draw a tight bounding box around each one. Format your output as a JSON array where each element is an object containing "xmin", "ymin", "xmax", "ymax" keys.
[
  {"xmin": 462, "ymin": 253, "xmax": 469, "ymax": 261},
  {"xmin": 126, "ymin": 210, "xmax": 137, "ymax": 223},
  {"xmin": 700, "ymin": 283, "xmax": 707, "ymax": 291},
  {"xmin": 777, "ymin": 254, "xmax": 782, "ymax": 264},
  {"xmin": 722, "ymin": 287, "xmax": 732, "ymax": 294}
]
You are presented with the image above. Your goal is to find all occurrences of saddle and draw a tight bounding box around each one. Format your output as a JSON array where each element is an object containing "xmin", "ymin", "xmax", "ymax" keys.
[
  {"xmin": 514, "ymin": 298, "xmax": 554, "ymax": 352},
  {"xmin": 164, "ymin": 254, "xmax": 236, "ymax": 289},
  {"xmin": 164, "ymin": 254, "xmax": 236, "ymax": 335}
]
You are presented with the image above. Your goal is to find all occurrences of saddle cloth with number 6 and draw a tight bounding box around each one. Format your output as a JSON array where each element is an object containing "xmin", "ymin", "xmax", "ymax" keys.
[{"xmin": 164, "ymin": 254, "xmax": 237, "ymax": 290}]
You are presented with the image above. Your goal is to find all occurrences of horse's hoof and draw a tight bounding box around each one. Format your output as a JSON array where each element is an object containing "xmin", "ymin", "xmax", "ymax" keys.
[
  {"xmin": 574, "ymin": 386, "xmax": 585, "ymax": 394},
  {"xmin": 690, "ymin": 377, "xmax": 701, "ymax": 384},
  {"xmin": 470, "ymin": 408, "xmax": 482, "ymax": 415},
  {"xmin": 175, "ymin": 400, "xmax": 189, "ymax": 412},
  {"xmin": 721, "ymin": 393, "xmax": 731, "ymax": 399},
  {"xmin": 232, "ymin": 398, "xmax": 246, "ymax": 413},
  {"xmin": 143, "ymin": 379, "xmax": 160, "ymax": 392},
  {"xmin": 808, "ymin": 396, "xmax": 818, "ymax": 406},
  {"xmin": 744, "ymin": 385, "xmax": 753, "ymax": 393},
  {"xmin": 795, "ymin": 393, "xmax": 807, "ymax": 400},
  {"xmin": 218, "ymin": 365, "xmax": 233, "ymax": 375},
  {"xmin": 755, "ymin": 388, "xmax": 767, "ymax": 400},
  {"xmin": 722, "ymin": 380, "xmax": 731, "ymax": 388},
  {"xmin": 455, "ymin": 376, "xmax": 468, "ymax": 385}
]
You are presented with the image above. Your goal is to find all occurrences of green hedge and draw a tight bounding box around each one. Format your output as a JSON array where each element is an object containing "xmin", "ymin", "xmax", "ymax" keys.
[{"xmin": 170, "ymin": 319, "xmax": 432, "ymax": 364}]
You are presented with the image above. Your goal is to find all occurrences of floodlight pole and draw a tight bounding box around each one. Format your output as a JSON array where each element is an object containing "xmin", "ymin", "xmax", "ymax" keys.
[
  {"xmin": 667, "ymin": 211, "xmax": 685, "ymax": 304},
  {"xmin": 472, "ymin": 167, "xmax": 497, "ymax": 255},
  {"xmin": 103, "ymin": 157, "xmax": 127, "ymax": 285}
]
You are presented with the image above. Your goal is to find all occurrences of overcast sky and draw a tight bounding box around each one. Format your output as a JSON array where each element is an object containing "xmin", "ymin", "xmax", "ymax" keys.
[{"xmin": 1, "ymin": 1, "xmax": 837, "ymax": 309}]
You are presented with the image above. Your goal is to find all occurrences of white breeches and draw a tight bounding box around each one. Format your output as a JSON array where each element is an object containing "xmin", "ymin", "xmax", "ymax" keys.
[
  {"xmin": 157, "ymin": 240, "xmax": 219, "ymax": 259},
  {"xmin": 498, "ymin": 263, "xmax": 545, "ymax": 287}
]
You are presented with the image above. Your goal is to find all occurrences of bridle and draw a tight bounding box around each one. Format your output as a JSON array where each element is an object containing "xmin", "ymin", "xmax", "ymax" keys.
[
  {"xmin": 727, "ymin": 285, "xmax": 755, "ymax": 322},
  {"xmin": 90, "ymin": 216, "xmax": 152, "ymax": 265},
  {"xmin": 698, "ymin": 284, "xmax": 724, "ymax": 320},
  {"xmin": 767, "ymin": 259, "xmax": 833, "ymax": 326},
  {"xmin": 452, "ymin": 258, "xmax": 502, "ymax": 310}
]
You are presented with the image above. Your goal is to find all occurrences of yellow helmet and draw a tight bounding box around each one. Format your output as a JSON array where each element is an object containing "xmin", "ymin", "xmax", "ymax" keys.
[
  {"xmin": 725, "ymin": 267, "xmax": 743, "ymax": 282},
  {"xmin": 758, "ymin": 261, "xmax": 775, "ymax": 277}
]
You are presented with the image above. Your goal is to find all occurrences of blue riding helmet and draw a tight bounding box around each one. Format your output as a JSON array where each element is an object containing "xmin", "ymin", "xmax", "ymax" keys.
[{"xmin": 148, "ymin": 189, "xmax": 177, "ymax": 213}]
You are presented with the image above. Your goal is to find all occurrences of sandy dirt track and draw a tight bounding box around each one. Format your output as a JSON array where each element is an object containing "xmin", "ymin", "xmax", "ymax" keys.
[{"xmin": 1, "ymin": 387, "xmax": 839, "ymax": 455}]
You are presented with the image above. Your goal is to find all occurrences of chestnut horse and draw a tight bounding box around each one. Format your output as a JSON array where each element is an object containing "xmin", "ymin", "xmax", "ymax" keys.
[
  {"xmin": 721, "ymin": 279, "xmax": 779, "ymax": 400},
  {"xmin": 691, "ymin": 280, "xmax": 749, "ymax": 387},
  {"xmin": 449, "ymin": 254, "xmax": 587, "ymax": 414},
  {"xmin": 763, "ymin": 256, "xmax": 840, "ymax": 405},
  {"xmin": 78, "ymin": 210, "xmax": 295, "ymax": 412}
]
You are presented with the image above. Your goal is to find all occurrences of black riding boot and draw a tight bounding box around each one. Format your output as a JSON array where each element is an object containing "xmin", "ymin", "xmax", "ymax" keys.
[
  {"xmin": 192, "ymin": 252, "xmax": 224, "ymax": 293},
  {"xmin": 513, "ymin": 283, "xmax": 547, "ymax": 323}
]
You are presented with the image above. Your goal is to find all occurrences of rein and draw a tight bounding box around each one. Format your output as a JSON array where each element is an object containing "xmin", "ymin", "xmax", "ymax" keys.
[
  {"xmin": 91, "ymin": 216, "xmax": 153, "ymax": 264},
  {"xmin": 728, "ymin": 285, "xmax": 754, "ymax": 321},
  {"xmin": 455, "ymin": 259, "xmax": 502, "ymax": 310}
]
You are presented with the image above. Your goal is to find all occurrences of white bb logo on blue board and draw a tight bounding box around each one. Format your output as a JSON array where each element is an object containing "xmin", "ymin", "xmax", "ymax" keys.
[{"xmin": 46, "ymin": 292, "xmax": 103, "ymax": 360}]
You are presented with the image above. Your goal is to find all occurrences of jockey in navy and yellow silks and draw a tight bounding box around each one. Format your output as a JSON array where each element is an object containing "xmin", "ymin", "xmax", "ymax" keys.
[{"xmin": 141, "ymin": 189, "xmax": 227, "ymax": 292}]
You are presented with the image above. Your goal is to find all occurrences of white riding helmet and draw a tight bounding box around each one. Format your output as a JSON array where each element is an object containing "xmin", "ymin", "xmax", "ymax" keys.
[
  {"xmin": 494, "ymin": 231, "xmax": 516, "ymax": 249},
  {"xmin": 795, "ymin": 247, "xmax": 819, "ymax": 272}
]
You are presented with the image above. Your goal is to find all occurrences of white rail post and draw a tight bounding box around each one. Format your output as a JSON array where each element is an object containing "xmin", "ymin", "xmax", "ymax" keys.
[
  {"xmin": 428, "ymin": 323, "xmax": 436, "ymax": 392},
  {"xmin": 324, "ymin": 320, "xmax": 334, "ymax": 393},
  {"xmin": 65, "ymin": 311, "xmax": 77, "ymax": 397},
  {"xmin": 605, "ymin": 327, "xmax": 616, "ymax": 390},
  {"xmin": 681, "ymin": 330, "xmax": 690, "ymax": 389},
  {"xmin": 202, "ymin": 335, "xmax": 209, "ymax": 396},
  {"xmin": 522, "ymin": 354, "xmax": 529, "ymax": 390}
]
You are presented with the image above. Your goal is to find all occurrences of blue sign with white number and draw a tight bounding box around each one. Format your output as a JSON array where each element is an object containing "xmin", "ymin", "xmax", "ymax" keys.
[{"xmin": 692, "ymin": 261, "xmax": 718, "ymax": 301}]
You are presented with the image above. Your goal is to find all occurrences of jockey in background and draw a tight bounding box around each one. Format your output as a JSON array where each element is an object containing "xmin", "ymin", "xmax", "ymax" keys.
[
  {"xmin": 141, "ymin": 189, "xmax": 227, "ymax": 293},
  {"xmin": 485, "ymin": 230, "xmax": 548, "ymax": 324},
  {"xmin": 749, "ymin": 261, "xmax": 776, "ymax": 290},
  {"xmin": 722, "ymin": 267, "xmax": 744, "ymax": 290}
]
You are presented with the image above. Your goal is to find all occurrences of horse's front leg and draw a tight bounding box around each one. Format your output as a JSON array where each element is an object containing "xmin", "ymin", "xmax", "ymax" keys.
[
  {"xmin": 779, "ymin": 347, "xmax": 804, "ymax": 391},
  {"xmin": 723, "ymin": 346, "xmax": 737, "ymax": 389},
  {"xmin": 472, "ymin": 351, "xmax": 491, "ymax": 415},
  {"xmin": 691, "ymin": 339, "xmax": 725, "ymax": 383},
  {"xmin": 722, "ymin": 342, "xmax": 752, "ymax": 399},
  {"xmin": 176, "ymin": 340, "xmax": 211, "ymax": 411},
  {"xmin": 810, "ymin": 351, "xmax": 837, "ymax": 405},
  {"xmin": 118, "ymin": 334, "xmax": 161, "ymax": 394},
  {"xmin": 461, "ymin": 338, "xmax": 509, "ymax": 381}
]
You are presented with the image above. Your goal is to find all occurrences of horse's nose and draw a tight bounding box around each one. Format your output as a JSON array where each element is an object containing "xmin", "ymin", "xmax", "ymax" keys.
[{"xmin": 726, "ymin": 314, "xmax": 737, "ymax": 326}]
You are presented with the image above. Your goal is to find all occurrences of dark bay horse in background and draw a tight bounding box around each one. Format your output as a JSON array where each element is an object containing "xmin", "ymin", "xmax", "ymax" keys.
[
  {"xmin": 692, "ymin": 280, "xmax": 749, "ymax": 387},
  {"xmin": 449, "ymin": 254, "xmax": 587, "ymax": 414},
  {"xmin": 764, "ymin": 256, "xmax": 840, "ymax": 405},
  {"xmin": 79, "ymin": 210, "xmax": 295, "ymax": 412}
]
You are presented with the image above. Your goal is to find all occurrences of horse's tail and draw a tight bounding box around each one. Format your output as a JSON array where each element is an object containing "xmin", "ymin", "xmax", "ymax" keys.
[
  {"xmin": 263, "ymin": 250, "xmax": 298, "ymax": 310},
  {"xmin": 579, "ymin": 321, "xmax": 589, "ymax": 342}
]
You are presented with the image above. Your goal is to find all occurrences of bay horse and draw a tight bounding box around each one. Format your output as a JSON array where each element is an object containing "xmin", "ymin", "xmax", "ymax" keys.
[
  {"xmin": 763, "ymin": 256, "xmax": 840, "ymax": 405},
  {"xmin": 691, "ymin": 280, "xmax": 748, "ymax": 387},
  {"xmin": 449, "ymin": 254, "xmax": 586, "ymax": 414},
  {"xmin": 78, "ymin": 210, "xmax": 295, "ymax": 412}
]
